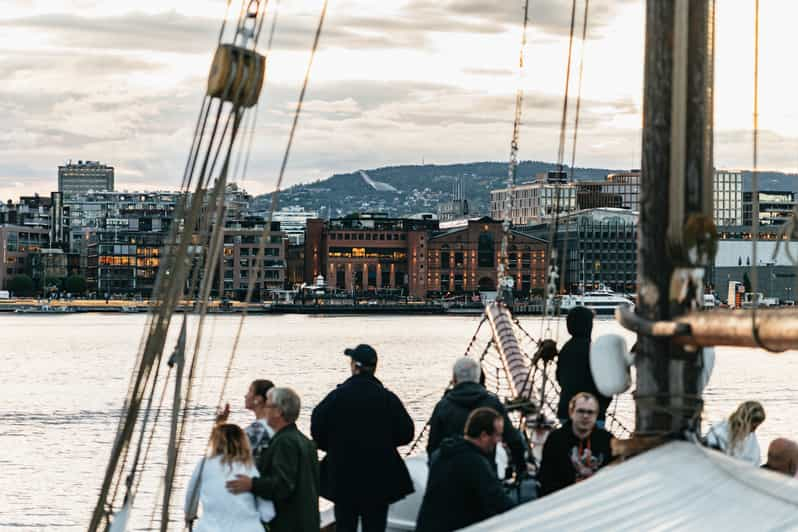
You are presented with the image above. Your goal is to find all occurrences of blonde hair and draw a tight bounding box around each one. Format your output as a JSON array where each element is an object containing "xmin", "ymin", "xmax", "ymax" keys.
[
  {"xmin": 727, "ymin": 401, "xmax": 766, "ymax": 453},
  {"xmin": 209, "ymin": 424, "xmax": 253, "ymax": 467},
  {"xmin": 568, "ymin": 392, "xmax": 599, "ymax": 415}
]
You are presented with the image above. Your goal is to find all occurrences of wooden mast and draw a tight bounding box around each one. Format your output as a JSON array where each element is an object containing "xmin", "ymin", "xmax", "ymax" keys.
[{"xmin": 636, "ymin": 0, "xmax": 715, "ymax": 436}]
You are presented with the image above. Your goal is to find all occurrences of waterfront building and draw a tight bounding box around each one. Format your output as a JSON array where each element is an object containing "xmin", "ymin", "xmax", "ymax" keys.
[
  {"xmin": 577, "ymin": 171, "xmax": 640, "ymax": 211},
  {"xmin": 218, "ymin": 218, "xmax": 287, "ymax": 300},
  {"xmin": 490, "ymin": 174, "xmax": 578, "ymax": 225},
  {"xmin": 714, "ymin": 170, "xmax": 743, "ymax": 226},
  {"xmin": 88, "ymin": 195, "xmax": 177, "ymax": 296},
  {"xmin": 30, "ymin": 248, "xmax": 68, "ymax": 290},
  {"xmin": 426, "ymin": 218, "xmax": 547, "ymax": 296},
  {"xmin": 712, "ymin": 226, "xmax": 796, "ymax": 302},
  {"xmin": 270, "ymin": 206, "xmax": 319, "ymax": 245},
  {"xmin": 0, "ymin": 225, "xmax": 49, "ymax": 290},
  {"xmin": 63, "ymin": 191, "xmax": 179, "ymax": 254},
  {"xmin": 518, "ymin": 208, "xmax": 638, "ymax": 294},
  {"xmin": 742, "ymin": 191, "xmax": 794, "ymax": 226},
  {"xmin": 0, "ymin": 195, "xmax": 53, "ymax": 229},
  {"xmin": 304, "ymin": 213, "xmax": 547, "ymax": 299},
  {"xmin": 58, "ymin": 160, "xmax": 114, "ymax": 196}
]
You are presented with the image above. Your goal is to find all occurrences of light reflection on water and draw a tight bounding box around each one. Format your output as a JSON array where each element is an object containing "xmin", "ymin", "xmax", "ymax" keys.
[{"xmin": 0, "ymin": 313, "xmax": 796, "ymax": 530}]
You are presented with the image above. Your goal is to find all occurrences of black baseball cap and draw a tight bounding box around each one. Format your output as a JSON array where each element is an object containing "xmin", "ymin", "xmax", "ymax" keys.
[{"xmin": 344, "ymin": 344, "xmax": 378, "ymax": 366}]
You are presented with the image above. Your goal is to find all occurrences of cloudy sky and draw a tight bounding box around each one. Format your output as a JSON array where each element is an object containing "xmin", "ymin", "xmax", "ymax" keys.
[{"xmin": 1, "ymin": 0, "xmax": 797, "ymax": 200}]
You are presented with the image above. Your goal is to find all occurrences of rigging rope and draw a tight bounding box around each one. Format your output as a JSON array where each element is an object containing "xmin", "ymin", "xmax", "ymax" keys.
[
  {"xmin": 218, "ymin": 0, "xmax": 329, "ymax": 408},
  {"xmin": 540, "ymin": 0, "xmax": 580, "ymax": 342},
  {"xmin": 498, "ymin": 0, "xmax": 530, "ymax": 302}
]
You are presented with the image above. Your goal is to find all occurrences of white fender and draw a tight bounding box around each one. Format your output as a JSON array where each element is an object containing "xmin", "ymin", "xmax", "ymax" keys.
[
  {"xmin": 699, "ymin": 347, "xmax": 715, "ymax": 392},
  {"xmin": 590, "ymin": 334, "xmax": 632, "ymax": 396}
]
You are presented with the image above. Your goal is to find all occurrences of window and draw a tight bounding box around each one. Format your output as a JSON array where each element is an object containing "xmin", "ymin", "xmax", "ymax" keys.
[{"xmin": 478, "ymin": 232, "xmax": 494, "ymax": 267}]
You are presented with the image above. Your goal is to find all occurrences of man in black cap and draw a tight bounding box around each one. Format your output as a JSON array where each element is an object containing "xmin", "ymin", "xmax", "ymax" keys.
[{"xmin": 311, "ymin": 344, "xmax": 415, "ymax": 532}]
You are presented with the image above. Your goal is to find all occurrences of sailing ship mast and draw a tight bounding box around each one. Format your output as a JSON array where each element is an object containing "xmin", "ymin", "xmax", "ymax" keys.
[{"xmin": 634, "ymin": 0, "xmax": 715, "ymax": 436}]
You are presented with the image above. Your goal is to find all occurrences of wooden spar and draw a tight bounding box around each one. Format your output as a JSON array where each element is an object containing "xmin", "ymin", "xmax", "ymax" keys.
[
  {"xmin": 635, "ymin": 0, "xmax": 715, "ymax": 436},
  {"xmin": 618, "ymin": 305, "xmax": 798, "ymax": 351},
  {"xmin": 485, "ymin": 302, "xmax": 529, "ymax": 398}
]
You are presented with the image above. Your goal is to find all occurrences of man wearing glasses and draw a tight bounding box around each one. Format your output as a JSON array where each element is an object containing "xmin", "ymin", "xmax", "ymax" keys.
[{"xmin": 537, "ymin": 392, "xmax": 613, "ymax": 496}]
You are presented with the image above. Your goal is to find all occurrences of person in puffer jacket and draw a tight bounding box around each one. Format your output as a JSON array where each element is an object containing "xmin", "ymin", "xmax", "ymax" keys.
[{"xmin": 425, "ymin": 357, "xmax": 525, "ymax": 472}]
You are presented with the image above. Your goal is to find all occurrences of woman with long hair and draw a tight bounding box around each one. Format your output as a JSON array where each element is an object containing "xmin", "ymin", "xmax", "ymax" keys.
[
  {"xmin": 216, "ymin": 379, "xmax": 275, "ymax": 460},
  {"xmin": 244, "ymin": 379, "xmax": 275, "ymax": 460},
  {"xmin": 707, "ymin": 401, "xmax": 766, "ymax": 465},
  {"xmin": 184, "ymin": 423, "xmax": 275, "ymax": 531}
]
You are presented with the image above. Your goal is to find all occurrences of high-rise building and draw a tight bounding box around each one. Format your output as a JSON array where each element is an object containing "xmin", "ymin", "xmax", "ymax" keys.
[
  {"xmin": 58, "ymin": 160, "xmax": 114, "ymax": 196},
  {"xmin": 714, "ymin": 170, "xmax": 743, "ymax": 226}
]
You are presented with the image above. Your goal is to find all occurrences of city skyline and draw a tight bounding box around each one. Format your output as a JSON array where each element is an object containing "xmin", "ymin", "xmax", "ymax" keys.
[{"xmin": 2, "ymin": 1, "xmax": 797, "ymax": 201}]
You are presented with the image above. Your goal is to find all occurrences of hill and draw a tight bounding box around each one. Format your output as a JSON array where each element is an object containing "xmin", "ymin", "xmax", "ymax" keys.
[
  {"xmin": 252, "ymin": 162, "xmax": 798, "ymax": 218},
  {"xmin": 252, "ymin": 161, "xmax": 623, "ymax": 218}
]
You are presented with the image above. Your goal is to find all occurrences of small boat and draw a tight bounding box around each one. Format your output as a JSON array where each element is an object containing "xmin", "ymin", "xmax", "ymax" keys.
[{"xmin": 558, "ymin": 286, "xmax": 634, "ymax": 315}]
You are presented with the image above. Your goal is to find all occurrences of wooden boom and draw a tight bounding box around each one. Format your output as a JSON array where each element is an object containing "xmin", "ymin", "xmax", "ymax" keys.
[{"xmin": 617, "ymin": 305, "xmax": 798, "ymax": 352}]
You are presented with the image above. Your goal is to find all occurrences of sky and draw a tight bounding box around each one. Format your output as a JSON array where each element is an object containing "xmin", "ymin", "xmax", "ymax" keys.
[{"xmin": 1, "ymin": 0, "xmax": 797, "ymax": 200}]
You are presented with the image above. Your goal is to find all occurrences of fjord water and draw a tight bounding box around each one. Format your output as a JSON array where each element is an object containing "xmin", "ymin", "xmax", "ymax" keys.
[{"xmin": 1, "ymin": 313, "xmax": 796, "ymax": 530}]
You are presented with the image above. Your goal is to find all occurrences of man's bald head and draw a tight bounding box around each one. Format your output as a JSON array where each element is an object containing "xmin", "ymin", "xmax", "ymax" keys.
[{"xmin": 764, "ymin": 438, "xmax": 798, "ymax": 476}]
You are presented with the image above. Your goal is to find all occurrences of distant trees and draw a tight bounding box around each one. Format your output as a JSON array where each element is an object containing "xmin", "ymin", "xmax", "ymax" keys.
[
  {"xmin": 7, "ymin": 274, "xmax": 34, "ymax": 297},
  {"xmin": 64, "ymin": 275, "xmax": 87, "ymax": 295}
]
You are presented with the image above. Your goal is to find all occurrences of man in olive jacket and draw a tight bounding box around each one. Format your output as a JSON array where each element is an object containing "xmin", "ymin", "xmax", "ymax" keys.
[
  {"xmin": 227, "ymin": 387, "xmax": 320, "ymax": 532},
  {"xmin": 311, "ymin": 344, "xmax": 415, "ymax": 532}
]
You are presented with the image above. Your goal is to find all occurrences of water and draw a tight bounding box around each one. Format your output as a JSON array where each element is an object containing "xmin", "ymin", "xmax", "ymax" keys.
[{"xmin": 0, "ymin": 313, "xmax": 796, "ymax": 530}]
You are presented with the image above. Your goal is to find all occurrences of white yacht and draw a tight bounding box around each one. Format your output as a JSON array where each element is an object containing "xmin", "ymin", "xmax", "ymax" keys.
[{"xmin": 558, "ymin": 286, "xmax": 634, "ymax": 315}]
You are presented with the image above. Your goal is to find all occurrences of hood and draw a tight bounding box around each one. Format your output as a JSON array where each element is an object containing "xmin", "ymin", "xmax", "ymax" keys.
[
  {"xmin": 445, "ymin": 381, "xmax": 491, "ymax": 408},
  {"xmin": 566, "ymin": 306, "xmax": 593, "ymax": 338}
]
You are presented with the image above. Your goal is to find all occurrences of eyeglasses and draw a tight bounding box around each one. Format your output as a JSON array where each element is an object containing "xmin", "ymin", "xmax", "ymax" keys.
[{"xmin": 575, "ymin": 408, "xmax": 597, "ymax": 416}]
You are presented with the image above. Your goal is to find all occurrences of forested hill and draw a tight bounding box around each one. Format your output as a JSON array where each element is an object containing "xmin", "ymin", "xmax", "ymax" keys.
[
  {"xmin": 252, "ymin": 161, "xmax": 623, "ymax": 218},
  {"xmin": 251, "ymin": 161, "xmax": 798, "ymax": 219}
]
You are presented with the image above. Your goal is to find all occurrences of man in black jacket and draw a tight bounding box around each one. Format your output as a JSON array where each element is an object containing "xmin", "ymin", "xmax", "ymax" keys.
[
  {"xmin": 538, "ymin": 392, "xmax": 613, "ymax": 496},
  {"xmin": 415, "ymin": 407, "xmax": 515, "ymax": 532},
  {"xmin": 556, "ymin": 306, "xmax": 611, "ymax": 423},
  {"xmin": 311, "ymin": 344, "xmax": 414, "ymax": 532},
  {"xmin": 426, "ymin": 357, "xmax": 526, "ymax": 472}
]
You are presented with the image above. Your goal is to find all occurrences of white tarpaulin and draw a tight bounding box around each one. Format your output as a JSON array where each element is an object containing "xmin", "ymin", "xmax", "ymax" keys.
[{"xmin": 463, "ymin": 441, "xmax": 798, "ymax": 531}]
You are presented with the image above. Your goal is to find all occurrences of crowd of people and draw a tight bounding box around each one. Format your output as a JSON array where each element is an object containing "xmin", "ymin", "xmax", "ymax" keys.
[{"xmin": 181, "ymin": 305, "xmax": 797, "ymax": 532}]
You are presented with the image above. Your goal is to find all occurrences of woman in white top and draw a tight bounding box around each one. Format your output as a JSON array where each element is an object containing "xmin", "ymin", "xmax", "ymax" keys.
[
  {"xmin": 184, "ymin": 423, "xmax": 275, "ymax": 531},
  {"xmin": 706, "ymin": 401, "xmax": 766, "ymax": 466}
]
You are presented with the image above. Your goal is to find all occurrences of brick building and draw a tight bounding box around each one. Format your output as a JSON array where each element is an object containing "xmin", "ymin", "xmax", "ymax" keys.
[{"xmin": 304, "ymin": 214, "xmax": 547, "ymax": 299}]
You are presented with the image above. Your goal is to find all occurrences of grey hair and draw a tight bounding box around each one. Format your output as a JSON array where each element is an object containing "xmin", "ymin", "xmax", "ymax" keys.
[
  {"xmin": 268, "ymin": 387, "xmax": 301, "ymax": 424},
  {"xmin": 453, "ymin": 357, "xmax": 481, "ymax": 384}
]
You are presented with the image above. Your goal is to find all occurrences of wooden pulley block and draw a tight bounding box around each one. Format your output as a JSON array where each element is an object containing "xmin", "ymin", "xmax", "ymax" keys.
[{"xmin": 207, "ymin": 44, "xmax": 266, "ymax": 108}]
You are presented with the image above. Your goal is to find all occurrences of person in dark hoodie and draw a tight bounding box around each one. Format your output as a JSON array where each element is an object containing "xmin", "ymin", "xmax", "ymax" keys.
[
  {"xmin": 556, "ymin": 306, "xmax": 611, "ymax": 424},
  {"xmin": 415, "ymin": 407, "xmax": 515, "ymax": 532},
  {"xmin": 311, "ymin": 344, "xmax": 414, "ymax": 532},
  {"xmin": 425, "ymin": 357, "xmax": 526, "ymax": 473}
]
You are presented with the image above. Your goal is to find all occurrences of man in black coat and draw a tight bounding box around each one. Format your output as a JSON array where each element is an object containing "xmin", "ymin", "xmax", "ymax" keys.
[
  {"xmin": 415, "ymin": 407, "xmax": 515, "ymax": 532},
  {"xmin": 311, "ymin": 344, "xmax": 415, "ymax": 532},
  {"xmin": 556, "ymin": 306, "xmax": 611, "ymax": 423},
  {"xmin": 426, "ymin": 357, "xmax": 526, "ymax": 473}
]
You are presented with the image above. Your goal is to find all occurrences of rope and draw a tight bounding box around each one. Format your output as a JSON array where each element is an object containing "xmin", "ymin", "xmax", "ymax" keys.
[
  {"xmin": 219, "ymin": 0, "xmax": 329, "ymax": 407},
  {"xmin": 747, "ymin": 0, "xmax": 782, "ymax": 353},
  {"xmin": 498, "ymin": 0, "xmax": 531, "ymax": 302}
]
